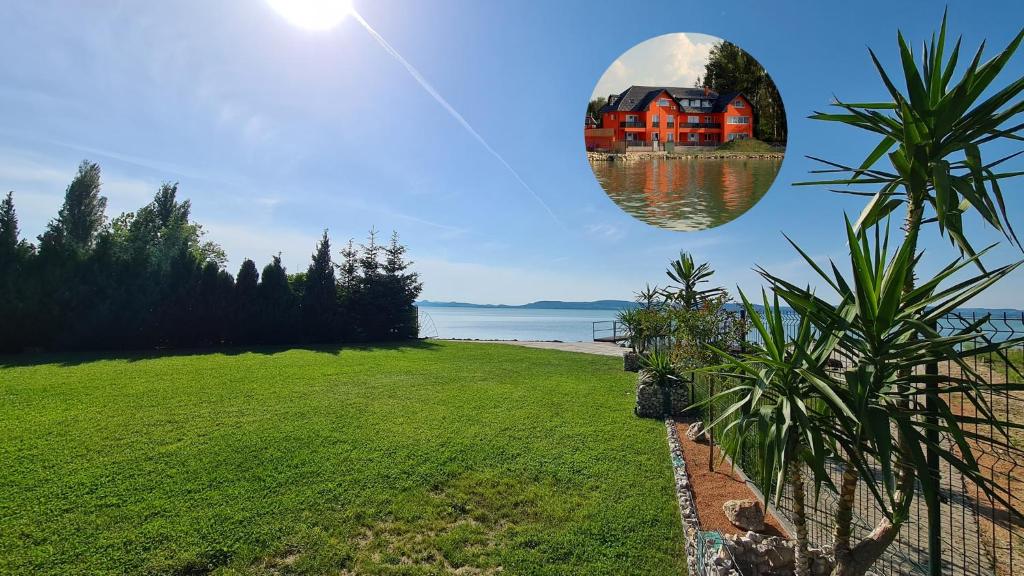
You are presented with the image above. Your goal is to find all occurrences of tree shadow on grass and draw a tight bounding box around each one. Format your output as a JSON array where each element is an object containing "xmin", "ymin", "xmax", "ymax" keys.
[{"xmin": 0, "ymin": 339, "xmax": 443, "ymax": 369}]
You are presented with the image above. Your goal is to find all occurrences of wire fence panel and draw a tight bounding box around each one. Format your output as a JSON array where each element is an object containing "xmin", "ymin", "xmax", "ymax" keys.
[{"xmin": 687, "ymin": 310, "xmax": 1023, "ymax": 576}]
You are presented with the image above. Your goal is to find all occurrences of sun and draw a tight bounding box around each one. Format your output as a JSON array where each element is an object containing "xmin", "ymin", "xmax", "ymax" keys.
[{"xmin": 267, "ymin": 0, "xmax": 354, "ymax": 31}]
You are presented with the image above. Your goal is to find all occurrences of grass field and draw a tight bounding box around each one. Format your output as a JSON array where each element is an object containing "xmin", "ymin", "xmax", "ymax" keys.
[{"xmin": 0, "ymin": 341, "xmax": 685, "ymax": 575}]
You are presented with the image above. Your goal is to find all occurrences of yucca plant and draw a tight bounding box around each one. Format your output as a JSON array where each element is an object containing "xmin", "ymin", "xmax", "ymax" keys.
[
  {"xmin": 640, "ymin": 349, "xmax": 684, "ymax": 416},
  {"xmin": 664, "ymin": 251, "xmax": 725, "ymax": 310},
  {"xmin": 791, "ymin": 12, "xmax": 1024, "ymax": 575},
  {"xmin": 761, "ymin": 219, "xmax": 1024, "ymax": 576},
  {"xmin": 701, "ymin": 290, "xmax": 842, "ymax": 576},
  {"xmin": 797, "ymin": 10, "xmax": 1023, "ymax": 274}
]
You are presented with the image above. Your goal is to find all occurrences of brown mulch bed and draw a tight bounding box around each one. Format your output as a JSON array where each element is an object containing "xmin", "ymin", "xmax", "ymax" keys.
[{"xmin": 675, "ymin": 420, "xmax": 789, "ymax": 538}]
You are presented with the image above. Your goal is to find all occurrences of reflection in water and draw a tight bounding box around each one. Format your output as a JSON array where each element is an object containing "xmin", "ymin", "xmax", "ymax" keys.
[{"xmin": 591, "ymin": 157, "xmax": 782, "ymax": 231}]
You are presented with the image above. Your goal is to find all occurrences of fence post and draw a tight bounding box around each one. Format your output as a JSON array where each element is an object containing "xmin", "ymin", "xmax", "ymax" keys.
[
  {"xmin": 708, "ymin": 376, "xmax": 715, "ymax": 472},
  {"xmin": 925, "ymin": 317, "xmax": 941, "ymax": 576}
]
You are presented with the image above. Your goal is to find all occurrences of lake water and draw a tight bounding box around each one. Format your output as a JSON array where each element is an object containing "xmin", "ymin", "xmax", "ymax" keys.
[
  {"xmin": 590, "ymin": 157, "xmax": 783, "ymax": 231},
  {"xmin": 418, "ymin": 306, "xmax": 621, "ymax": 342}
]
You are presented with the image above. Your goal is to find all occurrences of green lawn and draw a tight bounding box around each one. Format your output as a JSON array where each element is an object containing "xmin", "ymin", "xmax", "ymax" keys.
[{"xmin": 0, "ymin": 341, "xmax": 685, "ymax": 575}]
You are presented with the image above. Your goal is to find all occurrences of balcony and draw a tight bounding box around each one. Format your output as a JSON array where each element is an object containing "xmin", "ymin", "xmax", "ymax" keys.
[
  {"xmin": 621, "ymin": 121, "xmax": 645, "ymax": 128},
  {"xmin": 666, "ymin": 122, "xmax": 675, "ymax": 128},
  {"xmin": 651, "ymin": 122, "xmax": 660, "ymax": 128},
  {"xmin": 681, "ymin": 122, "xmax": 722, "ymax": 129}
]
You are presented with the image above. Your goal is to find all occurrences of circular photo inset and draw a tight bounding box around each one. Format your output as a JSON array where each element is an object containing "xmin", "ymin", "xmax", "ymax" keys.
[{"xmin": 584, "ymin": 33, "xmax": 787, "ymax": 231}]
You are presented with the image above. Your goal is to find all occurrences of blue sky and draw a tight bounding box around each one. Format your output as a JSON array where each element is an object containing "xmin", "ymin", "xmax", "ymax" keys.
[{"xmin": 1, "ymin": 0, "xmax": 1022, "ymax": 306}]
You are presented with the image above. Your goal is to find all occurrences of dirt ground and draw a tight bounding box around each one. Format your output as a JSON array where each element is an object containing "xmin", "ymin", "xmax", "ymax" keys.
[{"xmin": 675, "ymin": 421, "xmax": 789, "ymax": 538}]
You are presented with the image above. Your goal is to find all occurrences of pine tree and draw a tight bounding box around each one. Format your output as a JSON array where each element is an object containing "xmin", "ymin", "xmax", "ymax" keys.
[
  {"xmin": 233, "ymin": 258, "xmax": 260, "ymax": 345},
  {"xmin": 0, "ymin": 191, "xmax": 19, "ymax": 258},
  {"xmin": 338, "ymin": 239, "xmax": 360, "ymax": 291},
  {"xmin": 381, "ymin": 231, "xmax": 423, "ymax": 339},
  {"xmin": 258, "ymin": 255, "xmax": 297, "ymax": 344},
  {"xmin": 0, "ymin": 192, "xmax": 28, "ymax": 352},
  {"xmin": 359, "ymin": 228, "xmax": 381, "ymax": 279},
  {"xmin": 702, "ymin": 41, "xmax": 787, "ymax": 143},
  {"xmin": 302, "ymin": 230, "xmax": 338, "ymax": 343},
  {"xmin": 40, "ymin": 160, "xmax": 107, "ymax": 256}
]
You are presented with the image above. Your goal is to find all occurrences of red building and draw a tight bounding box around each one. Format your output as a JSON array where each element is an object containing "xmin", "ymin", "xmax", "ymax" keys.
[{"xmin": 585, "ymin": 86, "xmax": 754, "ymax": 151}]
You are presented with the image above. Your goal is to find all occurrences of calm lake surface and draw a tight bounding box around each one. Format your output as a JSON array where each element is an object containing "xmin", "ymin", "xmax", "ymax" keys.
[
  {"xmin": 419, "ymin": 306, "xmax": 620, "ymax": 342},
  {"xmin": 590, "ymin": 157, "xmax": 783, "ymax": 231}
]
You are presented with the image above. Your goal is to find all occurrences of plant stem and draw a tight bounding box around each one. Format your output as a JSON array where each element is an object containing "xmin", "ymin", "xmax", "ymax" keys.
[{"xmin": 792, "ymin": 464, "xmax": 810, "ymax": 576}]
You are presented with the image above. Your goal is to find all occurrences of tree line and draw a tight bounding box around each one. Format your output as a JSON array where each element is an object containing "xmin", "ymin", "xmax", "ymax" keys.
[
  {"xmin": 0, "ymin": 160, "xmax": 422, "ymax": 353},
  {"xmin": 698, "ymin": 40, "xmax": 788, "ymax": 144}
]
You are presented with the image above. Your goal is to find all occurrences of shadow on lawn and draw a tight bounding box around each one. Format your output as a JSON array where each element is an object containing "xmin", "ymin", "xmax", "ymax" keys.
[{"xmin": 0, "ymin": 338, "xmax": 443, "ymax": 368}]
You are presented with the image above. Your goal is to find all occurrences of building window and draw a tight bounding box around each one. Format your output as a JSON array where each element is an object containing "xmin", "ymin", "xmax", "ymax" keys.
[
  {"xmin": 667, "ymin": 133, "xmax": 674, "ymax": 142},
  {"xmin": 667, "ymin": 115, "xmax": 675, "ymax": 125},
  {"xmin": 658, "ymin": 98, "xmax": 669, "ymax": 106},
  {"xmin": 727, "ymin": 116, "xmax": 751, "ymax": 124},
  {"xmin": 652, "ymin": 133, "xmax": 660, "ymax": 141},
  {"xmin": 626, "ymin": 114, "xmax": 637, "ymax": 121},
  {"xmin": 626, "ymin": 133, "xmax": 636, "ymax": 141},
  {"xmin": 689, "ymin": 133, "xmax": 698, "ymax": 141},
  {"xmin": 687, "ymin": 115, "xmax": 698, "ymax": 123},
  {"xmin": 704, "ymin": 116, "xmax": 712, "ymax": 123},
  {"xmin": 734, "ymin": 99, "xmax": 745, "ymax": 108}
]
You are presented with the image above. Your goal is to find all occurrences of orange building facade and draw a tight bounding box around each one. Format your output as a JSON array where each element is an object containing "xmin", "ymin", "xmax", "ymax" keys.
[{"xmin": 585, "ymin": 86, "xmax": 754, "ymax": 151}]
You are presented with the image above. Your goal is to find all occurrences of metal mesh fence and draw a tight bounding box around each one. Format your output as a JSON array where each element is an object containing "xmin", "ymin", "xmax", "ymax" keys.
[{"xmin": 687, "ymin": 310, "xmax": 1024, "ymax": 576}]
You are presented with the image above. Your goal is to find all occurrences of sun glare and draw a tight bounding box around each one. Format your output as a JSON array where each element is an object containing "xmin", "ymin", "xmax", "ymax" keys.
[{"xmin": 267, "ymin": 0, "xmax": 353, "ymax": 31}]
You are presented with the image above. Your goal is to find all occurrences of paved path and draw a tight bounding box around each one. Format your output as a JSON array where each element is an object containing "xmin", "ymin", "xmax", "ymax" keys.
[{"xmin": 438, "ymin": 339, "xmax": 626, "ymax": 357}]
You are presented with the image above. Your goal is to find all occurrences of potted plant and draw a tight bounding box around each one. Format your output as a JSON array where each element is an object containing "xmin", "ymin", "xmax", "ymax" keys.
[{"xmin": 635, "ymin": 349, "xmax": 686, "ymax": 418}]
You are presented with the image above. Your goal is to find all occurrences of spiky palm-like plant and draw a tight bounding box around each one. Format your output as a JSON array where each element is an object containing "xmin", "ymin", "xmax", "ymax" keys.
[
  {"xmin": 763, "ymin": 219, "xmax": 1024, "ymax": 576},
  {"xmin": 664, "ymin": 251, "xmax": 725, "ymax": 310},
  {"xmin": 792, "ymin": 12, "xmax": 1024, "ymax": 574},
  {"xmin": 798, "ymin": 10, "xmax": 1023, "ymax": 274},
  {"xmin": 703, "ymin": 290, "xmax": 841, "ymax": 576}
]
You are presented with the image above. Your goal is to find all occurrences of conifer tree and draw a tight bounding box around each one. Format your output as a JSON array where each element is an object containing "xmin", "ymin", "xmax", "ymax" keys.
[
  {"xmin": 258, "ymin": 255, "xmax": 296, "ymax": 344},
  {"xmin": 302, "ymin": 230, "xmax": 338, "ymax": 342},
  {"xmin": 0, "ymin": 191, "xmax": 20, "ymax": 258},
  {"xmin": 233, "ymin": 258, "xmax": 260, "ymax": 345},
  {"xmin": 39, "ymin": 160, "xmax": 106, "ymax": 256}
]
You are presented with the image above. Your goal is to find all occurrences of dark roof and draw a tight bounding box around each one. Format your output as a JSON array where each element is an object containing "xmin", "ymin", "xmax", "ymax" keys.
[
  {"xmin": 598, "ymin": 86, "xmax": 746, "ymax": 115},
  {"xmin": 711, "ymin": 92, "xmax": 744, "ymax": 113}
]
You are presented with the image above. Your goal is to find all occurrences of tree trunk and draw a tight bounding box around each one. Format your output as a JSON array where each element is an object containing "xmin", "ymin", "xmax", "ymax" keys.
[
  {"xmin": 832, "ymin": 464, "xmax": 859, "ymax": 569},
  {"xmin": 832, "ymin": 516, "xmax": 902, "ymax": 576},
  {"xmin": 832, "ymin": 193, "xmax": 925, "ymax": 576},
  {"xmin": 792, "ymin": 465, "xmax": 810, "ymax": 576}
]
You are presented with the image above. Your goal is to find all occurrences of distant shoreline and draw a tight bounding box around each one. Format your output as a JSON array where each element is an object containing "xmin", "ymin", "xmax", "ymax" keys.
[{"xmin": 417, "ymin": 300, "xmax": 637, "ymax": 311}]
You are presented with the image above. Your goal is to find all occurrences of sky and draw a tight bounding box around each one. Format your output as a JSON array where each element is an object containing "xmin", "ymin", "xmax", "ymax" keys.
[
  {"xmin": 0, "ymin": 0, "xmax": 1022, "ymax": 307},
  {"xmin": 592, "ymin": 33, "xmax": 718, "ymax": 100}
]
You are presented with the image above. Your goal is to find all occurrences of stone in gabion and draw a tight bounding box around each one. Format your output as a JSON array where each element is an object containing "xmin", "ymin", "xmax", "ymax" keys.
[
  {"xmin": 669, "ymin": 385, "xmax": 689, "ymax": 415},
  {"xmin": 686, "ymin": 421, "xmax": 706, "ymax": 442},
  {"xmin": 723, "ymin": 499, "xmax": 766, "ymax": 531},
  {"xmin": 635, "ymin": 382, "xmax": 662, "ymax": 418},
  {"xmin": 623, "ymin": 350, "xmax": 640, "ymax": 372},
  {"xmin": 723, "ymin": 531, "xmax": 835, "ymax": 576}
]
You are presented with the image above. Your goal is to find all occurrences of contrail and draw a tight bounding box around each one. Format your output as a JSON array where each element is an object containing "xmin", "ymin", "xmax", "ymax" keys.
[{"xmin": 350, "ymin": 10, "xmax": 561, "ymax": 225}]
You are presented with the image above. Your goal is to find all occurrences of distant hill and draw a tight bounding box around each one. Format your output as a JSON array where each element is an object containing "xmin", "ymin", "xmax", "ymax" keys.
[
  {"xmin": 417, "ymin": 300, "xmax": 639, "ymax": 311},
  {"xmin": 417, "ymin": 300, "xmax": 1021, "ymax": 316}
]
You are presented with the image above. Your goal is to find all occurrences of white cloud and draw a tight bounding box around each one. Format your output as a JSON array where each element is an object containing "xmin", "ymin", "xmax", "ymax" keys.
[
  {"xmin": 592, "ymin": 33, "xmax": 718, "ymax": 99},
  {"xmin": 585, "ymin": 222, "xmax": 625, "ymax": 242}
]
